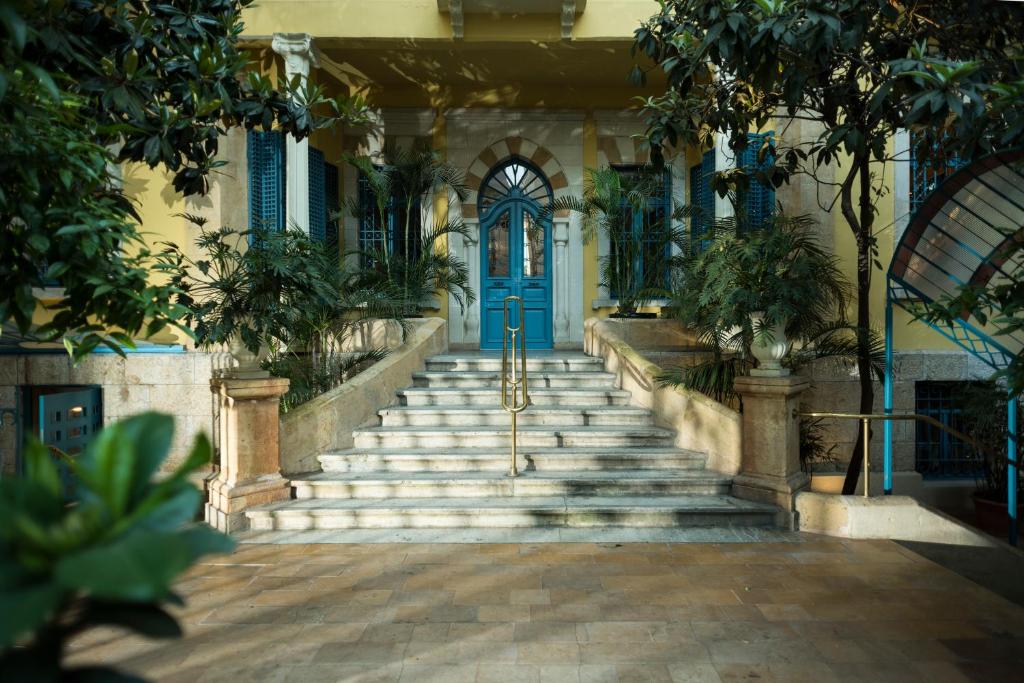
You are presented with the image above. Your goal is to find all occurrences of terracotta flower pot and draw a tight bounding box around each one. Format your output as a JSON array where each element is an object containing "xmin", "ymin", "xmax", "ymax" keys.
[{"xmin": 972, "ymin": 493, "xmax": 1024, "ymax": 537}]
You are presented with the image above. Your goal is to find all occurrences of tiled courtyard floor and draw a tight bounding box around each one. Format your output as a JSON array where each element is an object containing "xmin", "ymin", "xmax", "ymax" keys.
[{"xmin": 67, "ymin": 539, "xmax": 1024, "ymax": 682}]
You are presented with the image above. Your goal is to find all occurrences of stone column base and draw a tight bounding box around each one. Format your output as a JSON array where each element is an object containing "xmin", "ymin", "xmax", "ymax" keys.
[
  {"xmin": 732, "ymin": 471, "xmax": 809, "ymax": 529},
  {"xmin": 206, "ymin": 473, "xmax": 291, "ymax": 533}
]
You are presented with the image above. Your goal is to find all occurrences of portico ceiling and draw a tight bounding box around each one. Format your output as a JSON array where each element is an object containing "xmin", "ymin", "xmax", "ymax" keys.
[{"xmin": 319, "ymin": 40, "xmax": 658, "ymax": 90}]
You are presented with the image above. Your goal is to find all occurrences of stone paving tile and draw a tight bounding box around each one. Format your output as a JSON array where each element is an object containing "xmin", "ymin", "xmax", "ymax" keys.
[{"xmin": 64, "ymin": 539, "xmax": 1024, "ymax": 682}]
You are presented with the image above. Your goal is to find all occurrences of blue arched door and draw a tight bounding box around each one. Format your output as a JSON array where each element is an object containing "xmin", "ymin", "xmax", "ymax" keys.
[{"xmin": 479, "ymin": 159, "xmax": 553, "ymax": 349}]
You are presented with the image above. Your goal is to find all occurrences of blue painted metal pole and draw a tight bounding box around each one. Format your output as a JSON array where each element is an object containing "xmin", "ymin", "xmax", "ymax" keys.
[
  {"xmin": 883, "ymin": 287, "xmax": 894, "ymax": 495},
  {"xmin": 1008, "ymin": 393, "xmax": 1018, "ymax": 547}
]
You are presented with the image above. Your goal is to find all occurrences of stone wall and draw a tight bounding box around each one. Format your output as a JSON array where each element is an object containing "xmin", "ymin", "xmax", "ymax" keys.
[
  {"xmin": 584, "ymin": 317, "xmax": 743, "ymax": 475},
  {"xmin": 0, "ymin": 350, "xmax": 230, "ymax": 475},
  {"xmin": 279, "ymin": 318, "xmax": 448, "ymax": 475},
  {"xmin": 801, "ymin": 350, "xmax": 993, "ymax": 474}
]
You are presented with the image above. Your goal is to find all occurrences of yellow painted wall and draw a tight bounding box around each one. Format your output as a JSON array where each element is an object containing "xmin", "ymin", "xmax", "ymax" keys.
[
  {"xmin": 827, "ymin": 141, "xmax": 960, "ymax": 353},
  {"xmin": 241, "ymin": 0, "xmax": 659, "ymax": 41}
]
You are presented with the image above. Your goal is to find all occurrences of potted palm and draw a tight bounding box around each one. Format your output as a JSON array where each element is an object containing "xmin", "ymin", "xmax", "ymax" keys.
[
  {"xmin": 548, "ymin": 167, "xmax": 686, "ymax": 318},
  {"xmin": 172, "ymin": 215, "xmax": 336, "ymax": 377},
  {"xmin": 346, "ymin": 144, "xmax": 475, "ymax": 315},
  {"xmin": 677, "ymin": 214, "xmax": 849, "ymax": 376},
  {"xmin": 959, "ymin": 382, "xmax": 1024, "ymax": 535}
]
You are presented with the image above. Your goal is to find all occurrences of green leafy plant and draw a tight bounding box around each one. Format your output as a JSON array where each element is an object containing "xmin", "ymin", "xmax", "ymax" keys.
[
  {"xmin": 800, "ymin": 413, "xmax": 839, "ymax": 475},
  {"xmin": 0, "ymin": 0, "xmax": 368, "ymax": 359},
  {"xmin": 172, "ymin": 216, "xmax": 339, "ymax": 355},
  {"xmin": 548, "ymin": 167, "xmax": 687, "ymax": 316},
  {"xmin": 657, "ymin": 213, "xmax": 880, "ymax": 405},
  {"xmin": 0, "ymin": 413, "xmax": 233, "ymax": 681},
  {"xmin": 347, "ymin": 145, "xmax": 475, "ymax": 314}
]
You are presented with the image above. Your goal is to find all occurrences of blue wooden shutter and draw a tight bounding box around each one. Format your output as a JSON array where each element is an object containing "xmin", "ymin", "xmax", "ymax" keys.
[
  {"xmin": 741, "ymin": 132, "xmax": 775, "ymax": 230},
  {"xmin": 324, "ymin": 161, "xmax": 340, "ymax": 255},
  {"xmin": 690, "ymin": 150, "xmax": 716, "ymax": 252},
  {"xmin": 308, "ymin": 146, "xmax": 326, "ymax": 242},
  {"xmin": 247, "ymin": 130, "xmax": 285, "ymax": 231}
]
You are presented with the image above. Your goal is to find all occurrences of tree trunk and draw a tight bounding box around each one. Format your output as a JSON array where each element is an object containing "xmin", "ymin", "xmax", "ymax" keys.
[{"xmin": 841, "ymin": 154, "xmax": 876, "ymax": 495}]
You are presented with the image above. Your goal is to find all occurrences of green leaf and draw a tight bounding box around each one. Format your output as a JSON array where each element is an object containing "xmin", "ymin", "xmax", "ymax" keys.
[
  {"xmin": 0, "ymin": 582, "xmax": 62, "ymax": 647},
  {"xmin": 23, "ymin": 439, "xmax": 61, "ymax": 500},
  {"xmin": 55, "ymin": 526, "xmax": 232, "ymax": 602}
]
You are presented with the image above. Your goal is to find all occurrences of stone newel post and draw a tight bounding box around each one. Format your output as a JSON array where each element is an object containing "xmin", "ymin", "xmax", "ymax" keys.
[
  {"xmin": 732, "ymin": 375, "xmax": 810, "ymax": 528},
  {"xmin": 205, "ymin": 376, "xmax": 291, "ymax": 533}
]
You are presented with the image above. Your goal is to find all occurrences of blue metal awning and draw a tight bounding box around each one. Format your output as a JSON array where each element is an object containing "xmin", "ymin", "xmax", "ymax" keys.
[{"xmin": 885, "ymin": 149, "xmax": 1024, "ymax": 545}]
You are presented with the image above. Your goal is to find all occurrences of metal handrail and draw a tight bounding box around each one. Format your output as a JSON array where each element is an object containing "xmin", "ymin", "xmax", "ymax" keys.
[
  {"xmin": 799, "ymin": 411, "xmax": 998, "ymax": 497},
  {"xmin": 501, "ymin": 296, "xmax": 530, "ymax": 477}
]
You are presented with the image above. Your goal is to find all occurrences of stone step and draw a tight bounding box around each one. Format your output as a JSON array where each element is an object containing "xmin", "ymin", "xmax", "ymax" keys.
[
  {"xmin": 398, "ymin": 387, "xmax": 633, "ymax": 407},
  {"xmin": 412, "ymin": 371, "xmax": 617, "ymax": 389},
  {"xmin": 291, "ymin": 470, "xmax": 731, "ymax": 499},
  {"xmin": 319, "ymin": 447, "xmax": 707, "ymax": 473},
  {"xmin": 425, "ymin": 354, "xmax": 605, "ymax": 373},
  {"xmin": 378, "ymin": 406, "xmax": 652, "ymax": 427},
  {"xmin": 352, "ymin": 426, "xmax": 676, "ymax": 450},
  {"xmin": 245, "ymin": 495, "xmax": 778, "ymax": 530}
]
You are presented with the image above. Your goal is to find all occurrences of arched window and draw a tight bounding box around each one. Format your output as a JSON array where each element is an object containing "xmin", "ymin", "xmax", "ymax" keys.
[{"xmin": 478, "ymin": 157, "xmax": 552, "ymax": 216}]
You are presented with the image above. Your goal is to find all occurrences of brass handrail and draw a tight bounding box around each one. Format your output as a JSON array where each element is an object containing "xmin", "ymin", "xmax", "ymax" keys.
[
  {"xmin": 799, "ymin": 411, "xmax": 997, "ymax": 497},
  {"xmin": 501, "ymin": 296, "xmax": 530, "ymax": 477}
]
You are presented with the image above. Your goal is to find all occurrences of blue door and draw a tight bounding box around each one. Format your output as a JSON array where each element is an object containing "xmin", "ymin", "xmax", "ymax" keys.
[
  {"xmin": 480, "ymin": 198, "xmax": 553, "ymax": 349},
  {"xmin": 36, "ymin": 386, "xmax": 103, "ymax": 492}
]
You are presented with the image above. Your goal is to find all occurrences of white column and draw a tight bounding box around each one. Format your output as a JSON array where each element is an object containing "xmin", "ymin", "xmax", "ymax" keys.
[
  {"xmin": 272, "ymin": 33, "xmax": 319, "ymax": 234},
  {"xmin": 714, "ymin": 131, "xmax": 735, "ymax": 220},
  {"xmin": 463, "ymin": 218, "xmax": 481, "ymax": 345},
  {"xmin": 553, "ymin": 219, "xmax": 571, "ymax": 344}
]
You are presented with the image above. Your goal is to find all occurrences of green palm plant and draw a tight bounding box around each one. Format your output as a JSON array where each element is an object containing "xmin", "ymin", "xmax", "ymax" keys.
[
  {"xmin": 345, "ymin": 144, "xmax": 474, "ymax": 313},
  {"xmin": 547, "ymin": 167, "xmax": 688, "ymax": 316}
]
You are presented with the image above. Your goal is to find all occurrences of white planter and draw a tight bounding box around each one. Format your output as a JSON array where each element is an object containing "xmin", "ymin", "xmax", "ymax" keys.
[
  {"xmin": 227, "ymin": 332, "xmax": 270, "ymax": 379},
  {"xmin": 749, "ymin": 312, "xmax": 790, "ymax": 377}
]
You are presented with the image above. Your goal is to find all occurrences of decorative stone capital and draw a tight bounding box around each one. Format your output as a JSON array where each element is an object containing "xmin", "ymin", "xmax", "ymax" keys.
[
  {"xmin": 271, "ymin": 33, "xmax": 320, "ymax": 81},
  {"xmin": 463, "ymin": 218, "xmax": 480, "ymax": 246},
  {"xmin": 553, "ymin": 219, "xmax": 569, "ymax": 245}
]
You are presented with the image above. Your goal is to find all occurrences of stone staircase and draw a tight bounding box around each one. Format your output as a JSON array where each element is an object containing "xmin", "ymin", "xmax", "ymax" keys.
[{"xmin": 245, "ymin": 353, "xmax": 777, "ymax": 533}]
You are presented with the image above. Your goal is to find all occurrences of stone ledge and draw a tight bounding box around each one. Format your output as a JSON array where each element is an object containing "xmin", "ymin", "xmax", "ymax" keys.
[{"xmin": 795, "ymin": 491, "xmax": 1000, "ymax": 547}]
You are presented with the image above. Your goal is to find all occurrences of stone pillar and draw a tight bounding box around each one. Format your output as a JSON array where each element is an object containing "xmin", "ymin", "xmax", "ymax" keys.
[
  {"xmin": 714, "ymin": 130, "xmax": 735, "ymax": 220},
  {"xmin": 271, "ymin": 33, "xmax": 319, "ymax": 234},
  {"xmin": 732, "ymin": 375, "xmax": 810, "ymax": 528},
  {"xmin": 463, "ymin": 218, "xmax": 481, "ymax": 345},
  {"xmin": 553, "ymin": 218, "xmax": 571, "ymax": 344},
  {"xmin": 205, "ymin": 377, "xmax": 291, "ymax": 533}
]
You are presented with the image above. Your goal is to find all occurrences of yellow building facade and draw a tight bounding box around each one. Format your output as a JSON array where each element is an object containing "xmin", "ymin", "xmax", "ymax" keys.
[{"xmin": 2, "ymin": 1, "xmax": 993, "ymax": 495}]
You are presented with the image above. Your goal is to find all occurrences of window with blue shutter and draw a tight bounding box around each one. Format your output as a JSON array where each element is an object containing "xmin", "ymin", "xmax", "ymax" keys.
[
  {"xmin": 689, "ymin": 149, "xmax": 716, "ymax": 252},
  {"xmin": 324, "ymin": 161, "xmax": 340, "ymax": 256},
  {"xmin": 357, "ymin": 171, "xmax": 422, "ymax": 264},
  {"xmin": 610, "ymin": 165, "xmax": 672, "ymax": 296},
  {"xmin": 909, "ymin": 134, "xmax": 969, "ymax": 216},
  {"xmin": 308, "ymin": 147, "xmax": 326, "ymax": 243},
  {"xmin": 739, "ymin": 132, "xmax": 775, "ymax": 230},
  {"xmin": 247, "ymin": 130, "xmax": 285, "ymax": 231}
]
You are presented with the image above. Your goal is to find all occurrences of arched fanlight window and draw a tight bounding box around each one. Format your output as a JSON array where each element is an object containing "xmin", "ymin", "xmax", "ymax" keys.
[{"xmin": 478, "ymin": 157, "xmax": 552, "ymax": 216}]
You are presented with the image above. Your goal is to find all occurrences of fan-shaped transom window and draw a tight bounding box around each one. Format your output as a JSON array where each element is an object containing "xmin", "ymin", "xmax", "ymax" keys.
[{"xmin": 479, "ymin": 157, "xmax": 552, "ymax": 215}]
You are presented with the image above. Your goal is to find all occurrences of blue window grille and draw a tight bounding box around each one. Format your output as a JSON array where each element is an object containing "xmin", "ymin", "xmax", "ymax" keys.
[
  {"xmin": 324, "ymin": 161, "xmax": 340, "ymax": 254},
  {"xmin": 308, "ymin": 147, "xmax": 326, "ymax": 243},
  {"xmin": 909, "ymin": 135, "xmax": 969, "ymax": 216},
  {"xmin": 609, "ymin": 165, "xmax": 672, "ymax": 296},
  {"xmin": 739, "ymin": 132, "xmax": 776, "ymax": 230},
  {"xmin": 689, "ymin": 149, "xmax": 715, "ymax": 252},
  {"xmin": 247, "ymin": 130, "xmax": 286, "ymax": 231},
  {"xmin": 914, "ymin": 381, "xmax": 983, "ymax": 479},
  {"xmin": 357, "ymin": 170, "xmax": 422, "ymax": 264}
]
